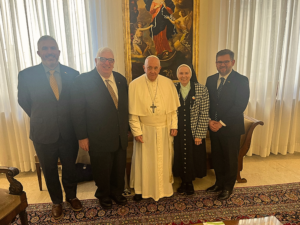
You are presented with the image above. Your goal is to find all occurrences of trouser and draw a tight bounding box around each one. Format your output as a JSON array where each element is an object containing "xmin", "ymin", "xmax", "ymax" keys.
[
  {"xmin": 89, "ymin": 140, "xmax": 126, "ymax": 199},
  {"xmin": 34, "ymin": 136, "xmax": 78, "ymax": 204},
  {"xmin": 210, "ymin": 133, "xmax": 240, "ymax": 191}
]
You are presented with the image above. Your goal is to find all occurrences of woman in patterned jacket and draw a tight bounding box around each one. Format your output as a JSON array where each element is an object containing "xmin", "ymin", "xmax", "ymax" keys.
[{"xmin": 173, "ymin": 64, "xmax": 210, "ymax": 195}]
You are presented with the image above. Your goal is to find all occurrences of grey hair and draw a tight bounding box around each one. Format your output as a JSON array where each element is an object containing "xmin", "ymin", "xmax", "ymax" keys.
[
  {"xmin": 96, "ymin": 47, "xmax": 114, "ymax": 58},
  {"xmin": 37, "ymin": 35, "xmax": 58, "ymax": 49},
  {"xmin": 176, "ymin": 64, "xmax": 192, "ymax": 78},
  {"xmin": 144, "ymin": 55, "xmax": 160, "ymax": 66}
]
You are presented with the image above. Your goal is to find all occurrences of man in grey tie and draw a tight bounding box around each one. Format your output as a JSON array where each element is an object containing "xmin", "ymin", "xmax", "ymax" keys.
[
  {"xmin": 18, "ymin": 35, "xmax": 82, "ymax": 219},
  {"xmin": 205, "ymin": 49, "xmax": 250, "ymax": 200},
  {"xmin": 71, "ymin": 47, "xmax": 129, "ymax": 209}
]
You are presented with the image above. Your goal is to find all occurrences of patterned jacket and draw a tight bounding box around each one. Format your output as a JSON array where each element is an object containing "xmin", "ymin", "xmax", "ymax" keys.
[{"xmin": 175, "ymin": 82, "xmax": 210, "ymax": 139}]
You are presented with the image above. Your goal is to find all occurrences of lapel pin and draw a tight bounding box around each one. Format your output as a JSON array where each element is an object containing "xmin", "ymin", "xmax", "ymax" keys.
[{"xmin": 192, "ymin": 96, "xmax": 195, "ymax": 100}]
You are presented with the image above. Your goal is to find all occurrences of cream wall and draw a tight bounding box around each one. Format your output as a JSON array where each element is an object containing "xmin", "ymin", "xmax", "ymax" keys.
[
  {"xmin": 197, "ymin": 0, "xmax": 219, "ymax": 85},
  {"xmin": 197, "ymin": 0, "xmax": 239, "ymax": 85}
]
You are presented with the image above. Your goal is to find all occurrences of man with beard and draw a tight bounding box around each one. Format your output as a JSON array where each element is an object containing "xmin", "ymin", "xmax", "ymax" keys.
[
  {"xmin": 18, "ymin": 35, "xmax": 82, "ymax": 219},
  {"xmin": 205, "ymin": 49, "xmax": 250, "ymax": 200}
]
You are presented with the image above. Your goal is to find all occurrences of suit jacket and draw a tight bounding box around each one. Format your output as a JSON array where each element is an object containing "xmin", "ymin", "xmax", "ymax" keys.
[
  {"xmin": 71, "ymin": 68, "xmax": 128, "ymax": 152},
  {"xmin": 205, "ymin": 70, "xmax": 250, "ymax": 136},
  {"xmin": 18, "ymin": 63, "xmax": 79, "ymax": 144},
  {"xmin": 174, "ymin": 82, "xmax": 210, "ymax": 139}
]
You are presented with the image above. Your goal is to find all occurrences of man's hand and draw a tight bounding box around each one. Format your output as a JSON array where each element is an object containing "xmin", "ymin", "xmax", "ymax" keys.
[
  {"xmin": 195, "ymin": 138, "xmax": 202, "ymax": 145},
  {"xmin": 79, "ymin": 138, "xmax": 89, "ymax": 152},
  {"xmin": 135, "ymin": 135, "xmax": 144, "ymax": 143},
  {"xmin": 209, "ymin": 120, "xmax": 219, "ymax": 132},
  {"xmin": 170, "ymin": 129, "xmax": 178, "ymax": 137},
  {"xmin": 209, "ymin": 120, "xmax": 223, "ymax": 132},
  {"xmin": 215, "ymin": 121, "xmax": 223, "ymax": 130}
]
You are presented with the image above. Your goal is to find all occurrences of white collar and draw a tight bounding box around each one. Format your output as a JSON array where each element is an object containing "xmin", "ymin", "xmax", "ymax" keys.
[{"xmin": 218, "ymin": 69, "xmax": 232, "ymax": 80}]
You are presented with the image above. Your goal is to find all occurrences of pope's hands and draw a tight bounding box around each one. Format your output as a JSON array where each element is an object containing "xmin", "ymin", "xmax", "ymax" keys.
[
  {"xmin": 170, "ymin": 129, "xmax": 178, "ymax": 137},
  {"xmin": 195, "ymin": 138, "xmax": 202, "ymax": 145},
  {"xmin": 79, "ymin": 138, "xmax": 89, "ymax": 152},
  {"xmin": 135, "ymin": 135, "xmax": 144, "ymax": 143}
]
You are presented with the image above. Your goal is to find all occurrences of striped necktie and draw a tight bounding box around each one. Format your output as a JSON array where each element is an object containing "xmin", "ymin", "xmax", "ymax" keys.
[
  {"xmin": 215, "ymin": 77, "xmax": 225, "ymax": 120},
  {"xmin": 105, "ymin": 80, "xmax": 118, "ymax": 109},
  {"xmin": 49, "ymin": 70, "xmax": 59, "ymax": 100}
]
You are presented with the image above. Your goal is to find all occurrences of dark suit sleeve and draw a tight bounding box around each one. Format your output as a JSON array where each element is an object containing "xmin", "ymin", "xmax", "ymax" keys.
[
  {"xmin": 18, "ymin": 71, "xmax": 31, "ymax": 117},
  {"xmin": 221, "ymin": 76, "xmax": 250, "ymax": 126},
  {"xmin": 70, "ymin": 76, "xmax": 88, "ymax": 140}
]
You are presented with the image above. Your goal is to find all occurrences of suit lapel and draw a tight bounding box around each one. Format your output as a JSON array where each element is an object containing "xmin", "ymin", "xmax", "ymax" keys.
[
  {"xmin": 113, "ymin": 72, "xmax": 122, "ymax": 110},
  {"xmin": 59, "ymin": 64, "xmax": 70, "ymax": 100},
  {"xmin": 211, "ymin": 74, "xmax": 219, "ymax": 100}
]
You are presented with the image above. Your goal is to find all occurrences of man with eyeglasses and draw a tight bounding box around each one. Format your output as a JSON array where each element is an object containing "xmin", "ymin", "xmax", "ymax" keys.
[
  {"xmin": 205, "ymin": 49, "xmax": 250, "ymax": 200},
  {"xmin": 128, "ymin": 55, "xmax": 180, "ymax": 201},
  {"xmin": 71, "ymin": 47, "xmax": 128, "ymax": 209}
]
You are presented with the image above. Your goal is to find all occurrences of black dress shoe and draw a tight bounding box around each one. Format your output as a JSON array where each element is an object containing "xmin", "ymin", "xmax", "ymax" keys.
[
  {"xmin": 206, "ymin": 185, "xmax": 223, "ymax": 193},
  {"xmin": 133, "ymin": 194, "xmax": 142, "ymax": 202},
  {"xmin": 177, "ymin": 182, "xmax": 187, "ymax": 194},
  {"xmin": 99, "ymin": 197, "xmax": 112, "ymax": 209},
  {"xmin": 217, "ymin": 190, "xmax": 232, "ymax": 200},
  {"xmin": 186, "ymin": 182, "xmax": 194, "ymax": 195},
  {"xmin": 110, "ymin": 195, "xmax": 127, "ymax": 206}
]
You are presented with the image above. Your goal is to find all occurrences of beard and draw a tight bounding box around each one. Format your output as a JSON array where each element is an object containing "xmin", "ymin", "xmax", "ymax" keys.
[{"xmin": 43, "ymin": 55, "xmax": 59, "ymax": 69}]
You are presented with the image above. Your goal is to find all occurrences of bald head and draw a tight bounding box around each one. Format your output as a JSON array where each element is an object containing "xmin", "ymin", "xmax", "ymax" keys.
[
  {"xmin": 145, "ymin": 55, "xmax": 160, "ymax": 66},
  {"xmin": 143, "ymin": 55, "xmax": 161, "ymax": 81}
]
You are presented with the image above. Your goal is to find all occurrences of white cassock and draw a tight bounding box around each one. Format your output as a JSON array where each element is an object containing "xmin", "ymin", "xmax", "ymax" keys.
[{"xmin": 129, "ymin": 74, "xmax": 180, "ymax": 201}]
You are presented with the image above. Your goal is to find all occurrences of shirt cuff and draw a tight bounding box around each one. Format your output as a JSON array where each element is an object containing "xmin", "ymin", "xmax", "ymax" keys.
[{"xmin": 219, "ymin": 120, "xmax": 226, "ymax": 127}]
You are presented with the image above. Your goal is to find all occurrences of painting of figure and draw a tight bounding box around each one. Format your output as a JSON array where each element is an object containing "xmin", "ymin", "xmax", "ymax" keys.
[
  {"xmin": 129, "ymin": 0, "xmax": 194, "ymax": 81},
  {"xmin": 146, "ymin": 0, "xmax": 176, "ymax": 59}
]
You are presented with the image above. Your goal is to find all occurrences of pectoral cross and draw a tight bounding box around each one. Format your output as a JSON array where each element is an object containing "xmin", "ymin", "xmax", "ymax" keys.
[{"xmin": 150, "ymin": 103, "xmax": 157, "ymax": 113}]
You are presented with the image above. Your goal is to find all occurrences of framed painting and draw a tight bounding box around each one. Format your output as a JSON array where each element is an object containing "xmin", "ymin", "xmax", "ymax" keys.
[{"xmin": 122, "ymin": 0, "xmax": 200, "ymax": 83}]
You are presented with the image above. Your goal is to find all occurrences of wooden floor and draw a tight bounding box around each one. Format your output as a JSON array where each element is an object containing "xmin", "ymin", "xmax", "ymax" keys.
[{"xmin": 0, "ymin": 152, "xmax": 300, "ymax": 204}]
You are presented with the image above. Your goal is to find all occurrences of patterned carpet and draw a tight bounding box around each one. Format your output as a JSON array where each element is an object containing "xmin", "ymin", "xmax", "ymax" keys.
[{"xmin": 12, "ymin": 183, "xmax": 300, "ymax": 224}]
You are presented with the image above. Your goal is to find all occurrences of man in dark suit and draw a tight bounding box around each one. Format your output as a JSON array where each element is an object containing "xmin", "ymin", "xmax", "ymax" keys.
[
  {"xmin": 205, "ymin": 49, "xmax": 250, "ymax": 200},
  {"xmin": 18, "ymin": 35, "xmax": 82, "ymax": 219},
  {"xmin": 71, "ymin": 47, "xmax": 128, "ymax": 209}
]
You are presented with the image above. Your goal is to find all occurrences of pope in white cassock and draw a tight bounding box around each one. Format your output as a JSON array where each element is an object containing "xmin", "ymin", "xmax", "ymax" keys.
[{"xmin": 129, "ymin": 55, "xmax": 180, "ymax": 201}]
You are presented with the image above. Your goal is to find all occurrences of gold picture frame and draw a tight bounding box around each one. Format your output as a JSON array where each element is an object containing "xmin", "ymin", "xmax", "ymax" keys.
[{"xmin": 122, "ymin": 0, "xmax": 199, "ymax": 83}]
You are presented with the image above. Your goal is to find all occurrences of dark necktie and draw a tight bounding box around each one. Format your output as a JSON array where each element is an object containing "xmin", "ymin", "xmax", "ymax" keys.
[
  {"xmin": 217, "ymin": 77, "xmax": 225, "ymax": 97},
  {"xmin": 215, "ymin": 77, "xmax": 225, "ymax": 120}
]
